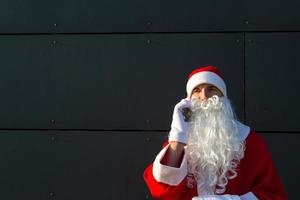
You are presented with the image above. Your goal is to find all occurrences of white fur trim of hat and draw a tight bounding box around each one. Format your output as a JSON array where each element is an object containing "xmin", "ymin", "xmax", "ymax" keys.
[{"xmin": 186, "ymin": 66, "xmax": 227, "ymax": 98}]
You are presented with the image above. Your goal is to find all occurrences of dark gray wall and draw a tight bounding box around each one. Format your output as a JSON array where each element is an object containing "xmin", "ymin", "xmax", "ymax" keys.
[{"xmin": 0, "ymin": 0, "xmax": 298, "ymax": 199}]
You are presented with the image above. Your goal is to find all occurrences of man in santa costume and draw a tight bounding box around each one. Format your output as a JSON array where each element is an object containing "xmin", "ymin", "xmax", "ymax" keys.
[{"xmin": 143, "ymin": 66, "xmax": 287, "ymax": 200}]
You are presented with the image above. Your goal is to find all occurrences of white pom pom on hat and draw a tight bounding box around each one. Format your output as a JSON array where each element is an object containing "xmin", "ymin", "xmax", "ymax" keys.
[{"xmin": 186, "ymin": 65, "xmax": 227, "ymax": 98}]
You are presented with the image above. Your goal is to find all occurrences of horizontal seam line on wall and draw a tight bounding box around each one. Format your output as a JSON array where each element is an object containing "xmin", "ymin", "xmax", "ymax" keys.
[
  {"xmin": 0, "ymin": 129, "xmax": 299, "ymax": 134},
  {"xmin": 1, "ymin": 30, "xmax": 300, "ymax": 36}
]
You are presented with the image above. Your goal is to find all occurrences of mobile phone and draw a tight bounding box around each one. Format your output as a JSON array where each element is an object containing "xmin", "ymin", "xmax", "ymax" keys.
[{"xmin": 182, "ymin": 107, "xmax": 192, "ymax": 122}]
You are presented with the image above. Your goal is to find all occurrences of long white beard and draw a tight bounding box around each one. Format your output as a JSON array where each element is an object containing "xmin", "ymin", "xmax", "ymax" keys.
[{"xmin": 186, "ymin": 95, "xmax": 245, "ymax": 195}]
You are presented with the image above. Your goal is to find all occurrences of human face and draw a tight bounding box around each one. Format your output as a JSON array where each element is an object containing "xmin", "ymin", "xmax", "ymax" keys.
[{"xmin": 190, "ymin": 84, "xmax": 223, "ymax": 101}]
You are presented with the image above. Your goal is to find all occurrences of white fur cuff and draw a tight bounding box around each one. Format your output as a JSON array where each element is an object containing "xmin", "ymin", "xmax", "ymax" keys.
[{"xmin": 152, "ymin": 144, "xmax": 188, "ymax": 185}]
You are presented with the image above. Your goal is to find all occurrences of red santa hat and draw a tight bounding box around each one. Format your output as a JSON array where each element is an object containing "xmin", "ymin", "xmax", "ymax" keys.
[{"xmin": 186, "ymin": 65, "xmax": 227, "ymax": 98}]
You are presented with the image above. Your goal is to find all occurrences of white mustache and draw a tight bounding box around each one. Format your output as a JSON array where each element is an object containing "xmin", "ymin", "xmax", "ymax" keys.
[
  {"xmin": 192, "ymin": 95, "xmax": 221, "ymax": 110},
  {"xmin": 201, "ymin": 95, "xmax": 219, "ymax": 109}
]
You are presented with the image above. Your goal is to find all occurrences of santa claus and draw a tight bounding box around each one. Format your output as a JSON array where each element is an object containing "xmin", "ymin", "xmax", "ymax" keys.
[{"xmin": 143, "ymin": 66, "xmax": 287, "ymax": 200}]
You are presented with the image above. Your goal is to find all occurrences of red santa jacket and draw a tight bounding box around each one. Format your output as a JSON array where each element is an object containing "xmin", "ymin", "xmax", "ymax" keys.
[{"xmin": 143, "ymin": 126, "xmax": 288, "ymax": 200}]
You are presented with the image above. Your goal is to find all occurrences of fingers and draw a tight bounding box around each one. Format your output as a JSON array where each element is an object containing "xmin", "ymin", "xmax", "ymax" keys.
[{"xmin": 176, "ymin": 98, "xmax": 192, "ymax": 109}]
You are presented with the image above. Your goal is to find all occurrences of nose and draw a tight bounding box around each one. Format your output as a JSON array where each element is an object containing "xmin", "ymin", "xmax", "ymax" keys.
[{"xmin": 198, "ymin": 88, "xmax": 209, "ymax": 101}]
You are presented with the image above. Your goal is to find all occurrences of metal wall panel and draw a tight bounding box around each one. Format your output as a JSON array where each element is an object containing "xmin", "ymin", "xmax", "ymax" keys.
[
  {"xmin": 0, "ymin": 131, "xmax": 296, "ymax": 199},
  {"xmin": 0, "ymin": 0, "xmax": 244, "ymax": 33},
  {"xmin": 260, "ymin": 132, "xmax": 299, "ymax": 200},
  {"xmin": 245, "ymin": 33, "xmax": 300, "ymax": 132},
  {"xmin": 243, "ymin": 0, "xmax": 300, "ymax": 31},
  {"xmin": 0, "ymin": 131, "xmax": 166, "ymax": 200},
  {"xmin": 0, "ymin": 132, "xmax": 56, "ymax": 200},
  {"xmin": 1, "ymin": 0, "xmax": 300, "ymax": 33},
  {"xmin": 0, "ymin": 34, "xmax": 244, "ymax": 130}
]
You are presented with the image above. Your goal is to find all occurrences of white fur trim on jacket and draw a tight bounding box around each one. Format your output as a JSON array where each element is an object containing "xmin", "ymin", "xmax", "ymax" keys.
[
  {"xmin": 152, "ymin": 144, "xmax": 188, "ymax": 186},
  {"xmin": 192, "ymin": 192, "xmax": 258, "ymax": 200},
  {"xmin": 236, "ymin": 121, "xmax": 250, "ymax": 141},
  {"xmin": 240, "ymin": 192, "xmax": 258, "ymax": 200},
  {"xmin": 192, "ymin": 194, "xmax": 241, "ymax": 200}
]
